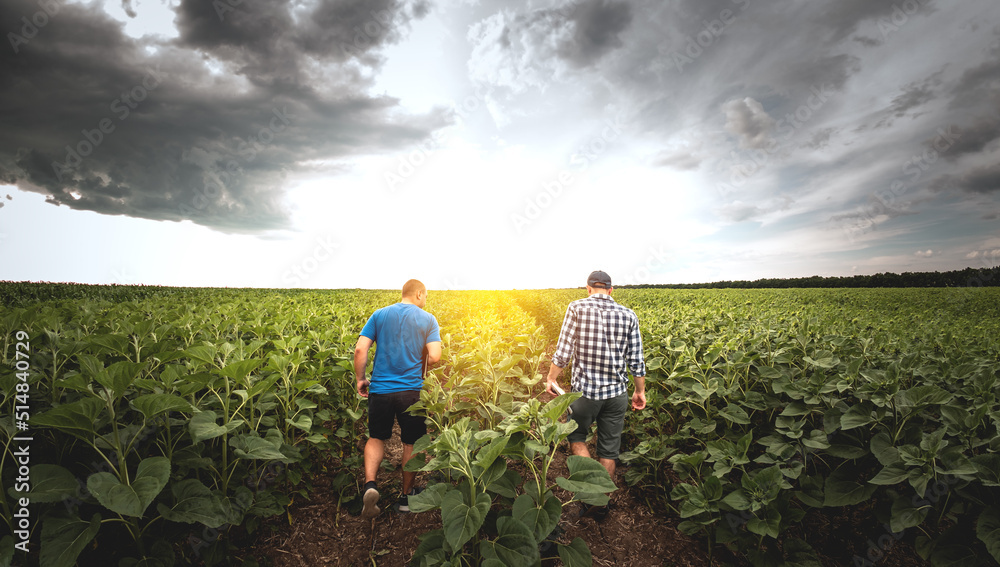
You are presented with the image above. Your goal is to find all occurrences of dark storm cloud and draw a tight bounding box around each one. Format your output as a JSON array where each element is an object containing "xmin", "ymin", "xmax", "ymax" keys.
[
  {"xmin": 0, "ymin": 0, "xmax": 446, "ymax": 233},
  {"xmin": 933, "ymin": 163, "xmax": 1000, "ymax": 194},
  {"xmin": 556, "ymin": 0, "xmax": 633, "ymax": 68},
  {"xmin": 935, "ymin": 118, "xmax": 1000, "ymax": 160}
]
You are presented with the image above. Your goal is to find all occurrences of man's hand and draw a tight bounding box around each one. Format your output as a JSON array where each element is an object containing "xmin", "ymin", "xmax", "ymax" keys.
[
  {"xmin": 357, "ymin": 378, "xmax": 370, "ymax": 398},
  {"xmin": 545, "ymin": 363, "xmax": 565, "ymax": 396},
  {"xmin": 631, "ymin": 390, "xmax": 646, "ymax": 410},
  {"xmin": 546, "ymin": 380, "xmax": 566, "ymax": 396}
]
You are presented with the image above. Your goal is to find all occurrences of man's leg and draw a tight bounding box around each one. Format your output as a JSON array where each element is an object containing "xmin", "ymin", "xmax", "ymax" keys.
[
  {"xmin": 401, "ymin": 443, "xmax": 415, "ymax": 495},
  {"xmin": 572, "ymin": 441, "xmax": 614, "ymax": 475},
  {"xmin": 363, "ymin": 392, "xmax": 392, "ymax": 519},
  {"xmin": 595, "ymin": 393, "xmax": 629, "ymax": 484},
  {"xmin": 398, "ymin": 390, "xmax": 427, "ymax": 500},
  {"xmin": 364, "ymin": 437, "xmax": 385, "ymax": 483},
  {"xmin": 599, "ymin": 456, "xmax": 616, "ymax": 479}
]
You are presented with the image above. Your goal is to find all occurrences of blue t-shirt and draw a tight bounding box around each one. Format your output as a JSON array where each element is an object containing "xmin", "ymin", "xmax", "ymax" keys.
[{"xmin": 360, "ymin": 302, "xmax": 441, "ymax": 394}]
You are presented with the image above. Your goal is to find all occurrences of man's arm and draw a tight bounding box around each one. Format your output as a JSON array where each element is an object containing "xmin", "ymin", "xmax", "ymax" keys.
[
  {"xmin": 546, "ymin": 305, "xmax": 577, "ymax": 395},
  {"xmin": 354, "ymin": 336, "xmax": 373, "ymax": 397},
  {"xmin": 425, "ymin": 341, "xmax": 442, "ymax": 365},
  {"xmin": 627, "ymin": 315, "xmax": 647, "ymax": 410},
  {"xmin": 631, "ymin": 375, "xmax": 646, "ymax": 410}
]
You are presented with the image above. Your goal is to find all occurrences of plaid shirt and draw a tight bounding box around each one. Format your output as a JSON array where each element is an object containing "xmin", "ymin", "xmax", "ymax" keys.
[{"xmin": 550, "ymin": 293, "xmax": 645, "ymax": 400}]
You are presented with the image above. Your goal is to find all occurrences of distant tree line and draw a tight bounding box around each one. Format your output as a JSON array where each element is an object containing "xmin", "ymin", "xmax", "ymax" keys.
[{"xmin": 620, "ymin": 267, "xmax": 1000, "ymax": 289}]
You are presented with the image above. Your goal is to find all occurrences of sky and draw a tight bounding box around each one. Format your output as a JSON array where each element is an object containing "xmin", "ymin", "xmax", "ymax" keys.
[{"xmin": 0, "ymin": 0, "xmax": 999, "ymax": 290}]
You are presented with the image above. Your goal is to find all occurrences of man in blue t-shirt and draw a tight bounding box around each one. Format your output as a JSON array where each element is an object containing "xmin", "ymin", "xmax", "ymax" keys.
[{"xmin": 354, "ymin": 279, "xmax": 441, "ymax": 518}]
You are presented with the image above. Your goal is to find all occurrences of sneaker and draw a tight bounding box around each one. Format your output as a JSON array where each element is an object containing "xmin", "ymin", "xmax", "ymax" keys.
[
  {"xmin": 397, "ymin": 487, "xmax": 422, "ymax": 513},
  {"xmin": 361, "ymin": 486, "xmax": 380, "ymax": 519}
]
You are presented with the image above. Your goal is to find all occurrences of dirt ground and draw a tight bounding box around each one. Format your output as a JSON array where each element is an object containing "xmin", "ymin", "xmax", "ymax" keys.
[
  {"xmin": 250, "ymin": 419, "xmax": 933, "ymax": 567},
  {"xmin": 252, "ymin": 427, "xmax": 712, "ymax": 567}
]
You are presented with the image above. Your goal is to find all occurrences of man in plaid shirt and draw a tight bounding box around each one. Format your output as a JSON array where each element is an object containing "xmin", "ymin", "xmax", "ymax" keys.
[{"xmin": 545, "ymin": 270, "xmax": 646, "ymax": 485}]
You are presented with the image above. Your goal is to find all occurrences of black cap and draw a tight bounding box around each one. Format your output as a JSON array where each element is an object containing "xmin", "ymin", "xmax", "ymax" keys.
[{"xmin": 587, "ymin": 270, "xmax": 612, "ymax": 289}]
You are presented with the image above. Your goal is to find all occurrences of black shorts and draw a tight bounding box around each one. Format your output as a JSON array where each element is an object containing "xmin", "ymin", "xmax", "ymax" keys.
[{"xmin": 368, "ymin": 390, "xmax": 426, "ymax": 445}]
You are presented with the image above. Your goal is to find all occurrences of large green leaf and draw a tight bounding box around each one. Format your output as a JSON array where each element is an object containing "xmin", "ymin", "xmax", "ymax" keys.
[
  {"xmin": 556, "ymin": 455, "xmax": 617, "ymax": 495},
  {"xmin": 412, "ymin": 528, "xmax": 448, "ymax": 563},
  {"xmin": 218, "ymin": 486, "xmax": 254, "ymax": 525},
  {"xmin": 718, "ymin": 403, "xmax": 752, "ymax": 425},
  {"xmin": 512, "ymin": 492, "xmax": 562, "ymax": 543},
  {"xmin": 971, "ymin": 454, "xmax": 1000, "ymax": 486},
  {"xmin": 795, "ymin": 474, "xmax": 825, "ymax": 508},
  {"xmin": 184, "ymin": 345, "xmax": 217, "ymax": 367},
  {"xmin": 231, "ymin": 433, "xmax": 290, "ymax": 461},
  {"xmin": 440, "ymin": 490, "xmax": 490, "ymax": 551},
  {"xmin": 284, "ymin": 414, "xmax": 313, "ymax": 432},
  {"xmin": 39, "ymin": 513, "xmax": 101, "ymax": 567},
  {"xmin": 189, "ymin": 411, "xmax": 243, "ymax": 444},
  {"xmin": 155, "ymin": 479, "xmax": 229, "ymax": 528},
  {"xmin": 407, "ymin": 483, "xmax": 451, "ymax": 513},
  {"xmin": 939, "ymin": 448, "xmax": 977, "ymax": 477},
  {"xmin": 86, "ymin": 457, "xmax": 170, "ymax": 517},
  {"xmin": 557, "ymin": 537, "xmax": 592, "ymax": 567},
  {"xmin": 977, "ymin": 508, "xmax": 1000, "ymax": 563},
  {"xmin": 130, "ymin": 394, "xmax": 194, "ymax": 420},
  {"xmin": 824, "ymin": 468, "xmax": 876, "ymax": 507},
  {"xmin": 869, "ymin": 464, "xmax": 909, "ymax": 486},
  {"xmin": 486, "ymin": 468, "xmax": 521, "ymax": 499},
  {"xmin": 890, "ymin": 494, "xmax": 930, "ymax": 533},
  {"xmin": 94, "ymin": 360, "xmax": 146, "ymax": 399},
  {"xmin": 473, "ymin": 435, "xmax": 509, "ymax": 471},
  {"xmin": 895, "ymin": 385, "xmax": 953, "ymax": 409},
  {"xmin": 840, "ymin": 403, "xmax": 875, "ymax": 430},
  {"xmin": 541, "ymin": 391, "xmax": 581, "ymax": 422},
  {"xmin": 13, "ymin": 464, "xmax": 78, "ymax": 503},
  {"xmin": 746, "ymin": 507, "xmax": 781, "ymax": 539},
  {"xmin": 479, "ymin": 516, "xmax": 540, "ymax": 567},
  {"xmin": 871, "ymin": 431, "xmax": 900, "ymax": 466},
  {"xmin": 30, "ymin": 398, "xmax": 104, "ymax": 437},
  {"xmin": 218, "ymin": 358, "xmax": 263, "ymax": 386}
]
